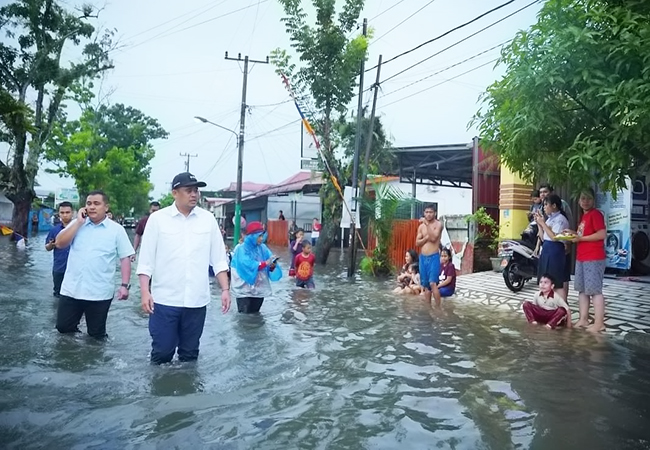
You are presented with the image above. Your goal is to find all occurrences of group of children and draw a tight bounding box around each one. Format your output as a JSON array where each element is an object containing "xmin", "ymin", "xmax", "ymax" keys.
[
  {"xmin": 394, "ymin": 247, "xmax": 457, "ymax": 298},
  {"xmin": 289, "ymin": 228, "xmax": 316, "ymax": 289}
]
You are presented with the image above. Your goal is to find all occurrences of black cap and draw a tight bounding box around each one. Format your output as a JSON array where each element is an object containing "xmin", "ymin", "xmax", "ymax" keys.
[{"xmin": 171, "ymin": 172, "xmax": 207, "ymax": 189}]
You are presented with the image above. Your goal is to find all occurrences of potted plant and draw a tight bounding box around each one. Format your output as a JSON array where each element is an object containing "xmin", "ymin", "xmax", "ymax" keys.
[{"xmin": 465, "ymin": 207, "xmax": 503, "ymax": 272}]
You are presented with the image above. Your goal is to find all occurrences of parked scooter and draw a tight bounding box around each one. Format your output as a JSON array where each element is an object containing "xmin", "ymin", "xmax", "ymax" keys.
[{"xmin": 500, "ymin": 222, "xmax": 539, "ymax": 292}]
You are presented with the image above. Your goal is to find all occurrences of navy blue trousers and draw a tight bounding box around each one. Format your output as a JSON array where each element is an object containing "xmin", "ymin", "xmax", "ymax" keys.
[{"xmin": 148, "ymin": 303, "xmax": 207, "ymax": 365}]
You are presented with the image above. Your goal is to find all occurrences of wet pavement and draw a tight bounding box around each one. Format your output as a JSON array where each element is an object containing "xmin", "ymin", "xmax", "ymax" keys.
[
  {"xmin": 1, "ymin": 234, "xmax": 650, "ymax": 449},
  {"xmin": 457, "ymin": 271, "xmax": 650, "ymax": 336}
]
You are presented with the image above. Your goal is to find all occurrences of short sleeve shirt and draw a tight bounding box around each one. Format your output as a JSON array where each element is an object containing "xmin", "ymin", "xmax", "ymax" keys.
[
  {"xmin": 295, "ymin": 253, "xmax": 315, "ymax": 280},
  {"xmin": 46, "ymin": 223, "xmax": 70, "ymax": 273},
  {"xmin": 576, "ymin": 208, "xmax": 606, "ymax": 261},
  {"xmin": 438, "ymin": 263, "xmax": 456, "ymax": 290}
]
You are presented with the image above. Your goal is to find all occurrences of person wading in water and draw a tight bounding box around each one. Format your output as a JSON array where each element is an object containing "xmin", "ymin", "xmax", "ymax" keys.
[{"xmin": 416, "ymin": 204, "xmax": 443, "ymax": 307}]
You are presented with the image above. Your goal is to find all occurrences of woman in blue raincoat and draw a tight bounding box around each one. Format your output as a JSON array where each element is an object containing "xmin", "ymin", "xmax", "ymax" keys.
[{"xmin": 231, "ymin": 221, "xmax": 282, "ymax": 313}]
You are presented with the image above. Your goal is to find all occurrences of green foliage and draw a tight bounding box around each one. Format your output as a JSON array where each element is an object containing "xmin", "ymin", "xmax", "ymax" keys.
[
  {"xmin": 473, "ymin": 0, "xmax": 650, "ymax": 195},
  {"xmin": 465, "ymin": 207, "xmax": 499, "ymax": 252},
  {"xmin": 271, "ymin": 0, "xmax": 367, "ymax": 264},
  {"xmin": 158, "ymin": 192, "xmax": 174, "ymax": 208},
  {"xmin": 360, "ymin": 182, "xmax": 407, "ymax": 275},
  {"xmin": 0, "ymin": 0, "xmax": 114, "ymax": 235},
  {"xmin": 45, "ymin": 95, "xmax": 168, "ymax": 216}
]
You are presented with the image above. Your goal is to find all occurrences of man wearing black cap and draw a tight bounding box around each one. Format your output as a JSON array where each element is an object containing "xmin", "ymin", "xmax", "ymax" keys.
[{"xmin": 136, "ymin": 172, "xmax": 231, "ymax": 364}]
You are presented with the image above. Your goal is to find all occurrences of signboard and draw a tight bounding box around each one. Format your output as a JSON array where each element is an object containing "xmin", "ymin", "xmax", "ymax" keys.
[
  {"xmin": 340, "ymin": 186, "xmax": 361, "ymax": 229},
  {"xmin": 596, "ymin": 178, "xmax": 632, "ymax": 270},
  {"xmin": 55, "ymin": 188, "xmax": 80, "ymax": 205},
  {"xmin": 301, "ymin": 159, "xmax": 319, "ymax": 171},
  {"xmin": 301, "ymin": 122, "xmax": 319, "ymax": 160}
]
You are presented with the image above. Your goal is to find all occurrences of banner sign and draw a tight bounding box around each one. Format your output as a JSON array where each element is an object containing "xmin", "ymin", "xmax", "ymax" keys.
[{"xmin": 596, "ymin": 178, "xmax": 632, "ymax": 270}]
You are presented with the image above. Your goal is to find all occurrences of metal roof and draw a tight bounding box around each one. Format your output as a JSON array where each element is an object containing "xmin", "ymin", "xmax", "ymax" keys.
[{"xmin": 395, "ymin": 143, "xmax": 474, "ymax": 188}]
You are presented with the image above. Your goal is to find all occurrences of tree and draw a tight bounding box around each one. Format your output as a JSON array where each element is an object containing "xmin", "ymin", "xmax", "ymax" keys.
[
  {"xmin": 359, "ymin": 182, "xmax": 406, "ymax": 276},
  {"xmin": 272, "ymin": 0, "xmax": 367, "ymax": 264},
  {"xmin": 0, "ymin": 0, "xmax": 114, "ymax": 236},
  {"xmin": 45, "ymin": 99, "xmax": 168, "ymax": 216},
  {"xmin": 472, "ymin": 0, "xmax": 650, "ymax": 194},
  {"xmin": 157, "ymin": 192, "xmax": 173, "ymax": 208}
]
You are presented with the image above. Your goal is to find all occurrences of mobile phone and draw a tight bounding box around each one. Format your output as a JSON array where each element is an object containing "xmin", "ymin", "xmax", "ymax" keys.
[
  {"xmin": 81, "ymin": 209, "xmax": 87, "ymax": 218},
  {"xmin": 272, "ymin": 257, "xmax": 280, "ymax": 264}
]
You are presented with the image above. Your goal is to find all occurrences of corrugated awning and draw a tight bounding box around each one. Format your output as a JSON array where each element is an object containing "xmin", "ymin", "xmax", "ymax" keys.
[{"xmin": 395, "ymin": 143, "xmax": 474, "ymax": 188}]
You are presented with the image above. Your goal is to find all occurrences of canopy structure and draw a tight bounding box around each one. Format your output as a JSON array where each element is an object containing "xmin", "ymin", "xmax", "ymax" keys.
[{"xmin": 395, "ymin": 143, "xmax": 475, "ymax": 189}]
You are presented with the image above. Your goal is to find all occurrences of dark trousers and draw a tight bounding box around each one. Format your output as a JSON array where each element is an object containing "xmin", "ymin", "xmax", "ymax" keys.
[
  {"xmin": 149, "ymin": 303, "xmax": 207, "ymax": 365},
  {"xmin": 52, "ymin": 271, "xmax": 65, "ymax": 297},
  {"xmin": 237, "ymin": 297, "xmax": 264, "ymax": 314},
  {"xmin": 523, "ymin": 302, "xmax": 568, "ymax": 329},
  {"xmin": 56, "ymin": 295, "xmax": 113, "ymax": 339}
]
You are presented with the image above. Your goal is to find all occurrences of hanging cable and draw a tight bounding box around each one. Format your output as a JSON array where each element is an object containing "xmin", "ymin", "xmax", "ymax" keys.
[{"xmin": 372, "ymin": 0, "xmax": 437, "ymax": 44}]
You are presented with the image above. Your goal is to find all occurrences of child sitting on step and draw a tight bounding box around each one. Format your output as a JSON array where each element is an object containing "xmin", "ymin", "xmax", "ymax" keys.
[{"xmin": 523, "ymin": 273, "xmax": 572, "ymax": 329}]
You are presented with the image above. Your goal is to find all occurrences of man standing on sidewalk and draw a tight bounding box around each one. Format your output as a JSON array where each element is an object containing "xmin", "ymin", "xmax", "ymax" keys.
[
  {"xmin": 45, "ymin": 201, "xmax": 73, "ymax": 297},
  {"xmin": 416, "ymin": 204, "xmax": 443, "ymax": 307},
  {"xmin": 137, "ymin": 172, "xmax": 231, "ymax": 365},
  {"xmin": 55, "ymin": 190, "xmax": 134, "ymax": 339},
  {"xmin": 132, "ymin": 201, "xmax": 161, "ymax": 259}
]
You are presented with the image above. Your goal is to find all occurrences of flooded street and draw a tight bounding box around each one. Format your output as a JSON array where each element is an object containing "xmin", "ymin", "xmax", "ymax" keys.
[{"xmin": 2, "ymin": 233, "xmax": 650, "ymax": 449}]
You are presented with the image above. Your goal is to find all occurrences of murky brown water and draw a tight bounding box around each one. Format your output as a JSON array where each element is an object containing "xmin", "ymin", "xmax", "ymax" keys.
[{"xmin": 1, "ymin": 233, "xmax": 650, "ymax": 449}]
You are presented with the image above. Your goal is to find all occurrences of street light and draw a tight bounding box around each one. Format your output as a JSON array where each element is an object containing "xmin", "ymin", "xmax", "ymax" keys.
[{"xmin": 194, "ymin": 115, "xmax": 243, "ymax": 242}]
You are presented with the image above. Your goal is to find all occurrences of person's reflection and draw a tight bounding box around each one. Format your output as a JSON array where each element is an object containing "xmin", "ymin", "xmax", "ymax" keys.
[
  {"xmin": 149, "ymin": 365, "xmax": 204, "ymax": 397},
  {"xmin": 51, "ymin": 334, "xmax": 106, "ymax": 372}
]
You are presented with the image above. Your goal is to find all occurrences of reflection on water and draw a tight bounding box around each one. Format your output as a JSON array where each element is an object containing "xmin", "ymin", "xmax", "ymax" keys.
[{"xmin": 1, "ymin": 235, "xmax": 650, "ymax": 449}]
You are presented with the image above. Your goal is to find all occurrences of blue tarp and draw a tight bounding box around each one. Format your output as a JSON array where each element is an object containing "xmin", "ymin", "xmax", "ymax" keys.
[{"xmin": 29, "ymin": 207, "xmax": 55, "ymax": 232}]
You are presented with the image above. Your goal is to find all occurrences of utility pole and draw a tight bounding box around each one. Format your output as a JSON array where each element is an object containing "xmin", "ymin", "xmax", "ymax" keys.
[
  {"xmin": 179, "ymin": 152, "xmax": 198, "ymax": 172},
  {"xmin": 348, "ymin": 18, "xmax": 368, "ymax": 278},
  {"xmin": 359, "ymin": 55, "xmax": 383, "ymax": 217},
  {"xmin": 225, "ymin": 52, "xmax": 269, "ymax": 242}
]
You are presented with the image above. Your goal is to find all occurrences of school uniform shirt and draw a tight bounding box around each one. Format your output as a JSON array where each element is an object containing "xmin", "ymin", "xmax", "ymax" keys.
[
  {"xmin": 46, "ymin": 223, "xmax": 70, "ymax": 274},
  {"xmin": 438, "ymin": 263, "xmax": 456, "ymax": 290},
  {"xmin": 576, "ymin": 208, "xmax": 606, "ymax": 261},
  {"xmin": 294, "ymin": 253, "xmax": 315, "ymax": 281},
  {"xmin": 60, "ymin": 217, "xmax": 134, "ymax": 301},
  {"xmin": 136, "ymin": 203, "xmax": 229, "ymax": 308},
  {"xmin": 543, "ymin": 211, "xmax": 570, "ymax": 241},
  {"xmin": 526, "ymin": 290, "xmax": 570, "ymax": 312}
]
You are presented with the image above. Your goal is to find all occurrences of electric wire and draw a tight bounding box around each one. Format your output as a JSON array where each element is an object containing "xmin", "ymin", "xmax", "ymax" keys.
[
  {"xmin": 381, "ymin": 58, "xmax": 498, "ymax": 108},
  {"xmin": 372, "ymin": 0, "xmax": 437, "ymax": 44},
  {"xmin": 377, "ymin": 0, "xmax": 538, "ymax": 84},
  {"xmin": 366, "ymin": 0, "xmax": 520, "ymax": 72}
]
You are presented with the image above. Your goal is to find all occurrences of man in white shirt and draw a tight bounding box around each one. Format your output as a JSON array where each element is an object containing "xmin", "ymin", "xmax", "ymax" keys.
[
  {"xmin": 54, "ymin": 190, "xmax": 134, "ymax": 339},
  {"xmin": 137, "ymin": 172, "xmax": 231, "ymax": 364}
]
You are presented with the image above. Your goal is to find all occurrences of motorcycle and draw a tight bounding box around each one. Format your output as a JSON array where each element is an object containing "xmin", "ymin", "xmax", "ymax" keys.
[{"xmin": 500, "ymin": 222, "xmax": 539, "ymax": 292}]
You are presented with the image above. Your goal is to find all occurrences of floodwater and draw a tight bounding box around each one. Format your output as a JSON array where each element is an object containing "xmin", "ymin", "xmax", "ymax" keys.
[{"xmin": 1, "ymin": 233, "xmax": 650, "ymax": 450}]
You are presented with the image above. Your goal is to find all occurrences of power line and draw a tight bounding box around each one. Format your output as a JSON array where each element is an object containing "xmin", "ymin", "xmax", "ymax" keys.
[
  {"xmin": 381, "ymin": 42, "xmax": 507, "ymax": 97},
  {"xmin": 247, "ymin": 119, "xmax": 300, "ymax": 141},
  {"xmin": 381, "ymin": 58, "xmax": 498, "ymax": 108},
  {"xmin": 366, "ymin": 0, "xmax": 522, "ymax": 72},
  {"xmin": 369, "ymin": 0, "xmax": 408, "ymax": 21},
  {"xmin": 123, "ymin": 0, "xmax": 228, "ymax": 41},
  {"xmin": 372, "ymin": 0, "xmax": 437, "ymax": 43},
  {"xmin": 378, "ymin": 0, "xmax": 538, "ymax": 84},
  {"xmin": 117, "ymin": 1, "xmax": 270, "ymax": 52}
]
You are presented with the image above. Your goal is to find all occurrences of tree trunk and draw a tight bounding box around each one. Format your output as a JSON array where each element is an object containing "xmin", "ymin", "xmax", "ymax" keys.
[
  {"xmin": 315, "ymin": 220, "xmax": 336, "ymax": 265},
  {"xmin": 9, "ymin": 190, "xmax": 33, "ymax": 239}
]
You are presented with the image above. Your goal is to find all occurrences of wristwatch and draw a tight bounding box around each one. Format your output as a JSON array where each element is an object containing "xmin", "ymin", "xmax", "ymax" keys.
[{"xmin": 121, "ymin": 283, "xmax": 131, "ymax": 290}]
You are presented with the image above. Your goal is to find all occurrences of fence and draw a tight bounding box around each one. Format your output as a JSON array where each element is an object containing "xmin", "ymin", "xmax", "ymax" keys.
[{"xmin": 267, "ymin": 220, "xmax": 289, "ymax": 246}]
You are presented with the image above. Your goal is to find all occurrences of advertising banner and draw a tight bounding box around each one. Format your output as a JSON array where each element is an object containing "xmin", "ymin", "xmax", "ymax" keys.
[
  {"xmin": 55, "ymin": 188, "xmax": 80, "ymax": 205},
  {"xmin": 596, "ymin": 178, "xmax": 632, "ymax": 270}
]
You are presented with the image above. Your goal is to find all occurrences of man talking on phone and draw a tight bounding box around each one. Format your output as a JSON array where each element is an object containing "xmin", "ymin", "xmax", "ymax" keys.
[
  {"xmin": 136, "ymin": 172, "xmax": 231, "ymax": 364},
  {"xmin": 54, "ymin": 191, "xmax": 134, "ymax": 339}
]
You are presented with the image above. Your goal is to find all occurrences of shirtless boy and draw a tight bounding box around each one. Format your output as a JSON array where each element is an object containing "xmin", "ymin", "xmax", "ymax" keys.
[{"xmin": 416, "ymin": 204, "xmax": 443, "ymax": 307}]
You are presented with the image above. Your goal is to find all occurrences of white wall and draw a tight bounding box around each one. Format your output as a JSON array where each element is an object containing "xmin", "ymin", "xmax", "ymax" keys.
[
  {"xmin": 267, "ymin": 193, "xmax": 320, "ymax": 230},
  {"xmin": 387, "ymin": 181, "xmax": 472, "ymax": 217},
  {"xmin": 0, "ymin": 193, "xmax": 13, "ymax": 224}
]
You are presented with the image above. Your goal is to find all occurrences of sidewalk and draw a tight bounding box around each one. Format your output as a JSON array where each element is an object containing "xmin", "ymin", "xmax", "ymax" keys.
[{"xmin": 455, "ymin": 271, "xmax": 650, "ymax": 336}]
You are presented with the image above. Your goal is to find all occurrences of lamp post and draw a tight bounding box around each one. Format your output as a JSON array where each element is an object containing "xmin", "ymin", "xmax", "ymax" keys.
[{"xmin": 194, "ymin": 116, "xmax": 243, "ymax": 242}]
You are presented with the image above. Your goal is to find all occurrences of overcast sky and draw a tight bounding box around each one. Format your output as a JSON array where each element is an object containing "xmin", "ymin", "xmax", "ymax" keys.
[{"xmin": 31, "ymin": 0, "xmax": 543, "ymax": 199}]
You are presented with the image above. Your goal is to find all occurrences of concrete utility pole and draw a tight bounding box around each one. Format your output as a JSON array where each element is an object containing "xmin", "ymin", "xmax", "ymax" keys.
[
  {"xmin": 359, "ymin": 55, "xmax": 383, "ymax": 210},
  {"xmin": 348, "ymin": 18, "xmax": 368, "ymax": 278},
  {"xmin": 224, "ymin": 52, "xmax": 269, "ymax": 242},
  {"xmin": 179, "ymin": 152, "xmax": 198, "ymax": 172}
]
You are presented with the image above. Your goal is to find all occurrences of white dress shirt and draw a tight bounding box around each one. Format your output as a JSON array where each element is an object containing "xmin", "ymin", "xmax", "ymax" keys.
[{"xmin": 136, "ymin": 203, "xmax": 229, "ymax": 308}]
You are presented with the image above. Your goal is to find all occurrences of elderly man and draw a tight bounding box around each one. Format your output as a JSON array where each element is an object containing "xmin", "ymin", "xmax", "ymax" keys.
[
  {"xmin": 137, "ymin": 172, "xmax": 231, "ymax": 365},
  {"xmin": 55, "ymin": 190, "xmax": 134, "ymax": 339}
]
